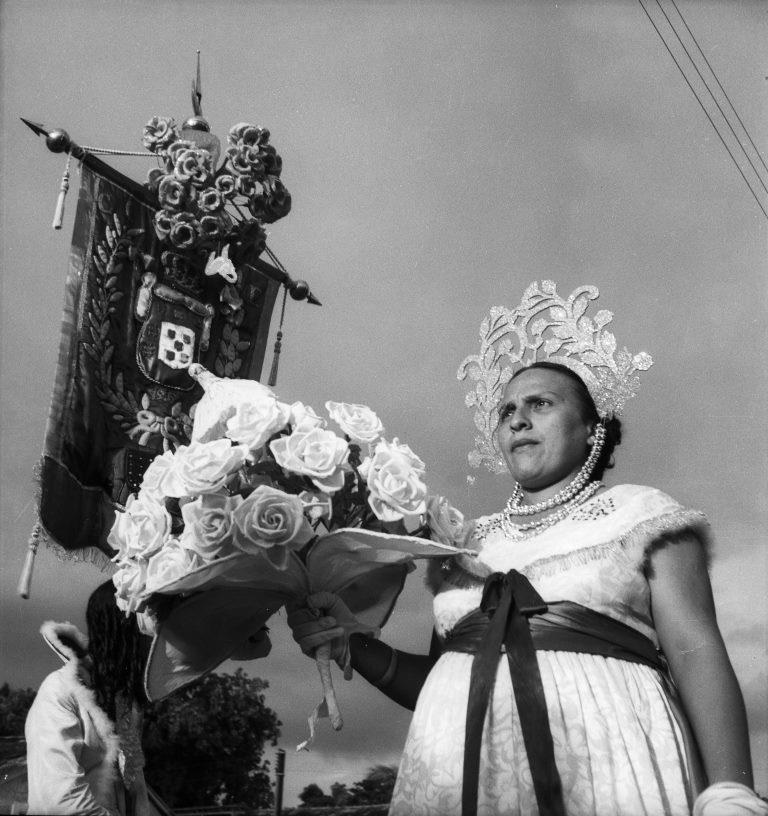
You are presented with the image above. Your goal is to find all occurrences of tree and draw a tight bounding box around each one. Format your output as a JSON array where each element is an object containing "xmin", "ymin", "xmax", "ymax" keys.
[
  {"xmin": 297, "ymin": 782, "xmax": 333, "ymax": 807},
  {"xmin": 348, "ymin": 765, "xmax": 398, "ymax": 805},
  {"xmin": 0, "ymin": 684, "xmax": 36, "ymax": 736},
  {"xmin": 143, "ymin": 669, "xmax": 281, "ymax": 808},
  {"xmin": 330, "ymin": 781, "xmax": 352, "ymax": 806}
]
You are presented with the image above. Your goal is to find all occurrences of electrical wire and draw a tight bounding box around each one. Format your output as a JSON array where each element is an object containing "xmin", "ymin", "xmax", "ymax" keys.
[
  {"xmin": 653, "ymin": 0, "xmax": 768, "ymax": 196},
  {"xmin": 638, "ymin": 0, "xmax": 768, "ymax": 220},
  {"xmin": 669, "ymin": 0, "xmax": 768, "ymax": 178}
]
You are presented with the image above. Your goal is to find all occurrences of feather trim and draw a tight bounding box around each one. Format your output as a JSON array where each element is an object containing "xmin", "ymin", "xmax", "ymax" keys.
[
  {"xmin": 424, "ymin": 524, "xmax": 489, "ymax": 595},
  {"xmin": 626, "ymin": 509, "xmax": 712, "ymax": 572},
  {"xmin": 40, "ymin": 621, "xmax": 89, "ymax": 663},
  {"xmin": 59, "ymin": 659, "xmax": 120, "ymax": 804}
]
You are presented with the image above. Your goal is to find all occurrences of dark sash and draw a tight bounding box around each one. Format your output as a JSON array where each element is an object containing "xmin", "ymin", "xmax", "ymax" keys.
[{"xmin": 442, "ymin": 569, "xmax": 664, "ymax": 816}]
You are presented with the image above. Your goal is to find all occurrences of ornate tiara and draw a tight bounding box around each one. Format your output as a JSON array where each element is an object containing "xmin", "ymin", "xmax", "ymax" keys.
[{"xmin": 457, "ymin": 280, "xmax": 653, "ymax": 474}]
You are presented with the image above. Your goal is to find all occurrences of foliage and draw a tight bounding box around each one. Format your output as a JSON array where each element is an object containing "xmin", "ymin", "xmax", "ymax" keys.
[
  {"xmin": 297, "ymin": 765, "xmax": 398, "ymax": 810},
  {"xmin": 297, "ymin": 782, "xmax": 333, "ymax": 807},
  {"xmin": 330, "ymin": 781, "xmax": 353, "ymax": 806},
  {"xmin": 348, "ymin": 765, "xmax": 398, "ymax": 805},
  {"xmin": 143, "ymin": 669, "xmax": 280, "ymax": 808},
  {"xmin": 0, "ymin": 684, "xmax": 36, "ymax": 737}
]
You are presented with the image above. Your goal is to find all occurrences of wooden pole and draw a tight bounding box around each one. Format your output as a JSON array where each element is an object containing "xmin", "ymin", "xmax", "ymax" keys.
[{"xmin": 274, "ymin": 748, "xmax": 286, "ymax": 816}]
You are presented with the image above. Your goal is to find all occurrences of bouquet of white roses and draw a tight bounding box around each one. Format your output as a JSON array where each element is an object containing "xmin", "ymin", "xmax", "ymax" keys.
[{"xmin": 109, "ymin": 364, "xmax": 469, "ymax": 745}]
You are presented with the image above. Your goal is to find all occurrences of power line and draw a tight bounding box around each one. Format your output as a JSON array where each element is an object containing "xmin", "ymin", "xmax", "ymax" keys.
[
  {"xmin": 653, "ymin": 0, "xmax": 768, "ymax": 196},
  {"xmin": 669, "ymin": 0, "xmax": 768, "ymax": 179},
  {"xmin": 638, "ymin": 0, "xmax": 768, "ymax": 219}
]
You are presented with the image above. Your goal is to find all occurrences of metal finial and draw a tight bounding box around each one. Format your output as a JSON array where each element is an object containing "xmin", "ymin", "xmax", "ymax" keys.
[{"xmin": 192, "ymin": 50, "xmax": 203, "ymax": 117}]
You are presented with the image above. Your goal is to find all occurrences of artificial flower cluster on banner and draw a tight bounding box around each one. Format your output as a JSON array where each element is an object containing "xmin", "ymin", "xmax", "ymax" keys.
[{"xmin": 143, "ymin": 118, "xmax": 290, "ymax": 259}]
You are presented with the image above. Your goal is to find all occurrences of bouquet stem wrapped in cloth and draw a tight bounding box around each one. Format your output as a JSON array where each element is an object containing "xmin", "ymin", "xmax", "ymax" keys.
[{"xmin": 109, "ymin": 366, "xmax": 472, "ymax": 747}]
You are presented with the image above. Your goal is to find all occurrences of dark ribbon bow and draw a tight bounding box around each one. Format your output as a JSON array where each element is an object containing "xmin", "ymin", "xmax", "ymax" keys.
[{"xmin": 462, "ymin": 569, "xmax": 566, "ymax": 816}]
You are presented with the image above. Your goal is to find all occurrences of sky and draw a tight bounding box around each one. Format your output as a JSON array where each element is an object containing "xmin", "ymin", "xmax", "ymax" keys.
[{"xmin": 1, "ymin": 0, "xmax": 767, "ymax": 805}]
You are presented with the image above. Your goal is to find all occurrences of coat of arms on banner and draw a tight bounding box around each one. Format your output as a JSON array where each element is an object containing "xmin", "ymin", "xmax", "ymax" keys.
[{"xmin": 135, "ymin": 279, "xmax": 214, "ymax": 390}]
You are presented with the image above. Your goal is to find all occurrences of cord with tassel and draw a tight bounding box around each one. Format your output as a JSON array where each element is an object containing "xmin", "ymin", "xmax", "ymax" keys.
[{"xmin": 268, "ymin": 285, "xmax": 289, "ymax": 387}]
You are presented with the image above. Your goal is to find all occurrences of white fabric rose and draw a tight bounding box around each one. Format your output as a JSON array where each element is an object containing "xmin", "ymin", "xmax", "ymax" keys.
[
  {"xmin": 270, "ymin": 426, "xmax": 349, "ymax": 494},
  {"xmin": 385, "ymin": 437, "xmax": 426, "ymax": 474},
  {"xmin": 289, "ymin": 401, "xmax": 326, "ymax": 430},
  {"xmin": 694, "ymin": 783, "xmax": 768, "ymax": 816},
  {"xmin": 179, "ymin": 492, "xmax": 241, "ymax": 561},
  {"xmin": 426, "ymin": 495, "xmax": 466, "ymax": 546},
  {"xmin": 139, "ymin": 449, "xmax": 176, "ymax": 499},
  {"xmin": 325, "ymin": 401, "xmax": 385, "ymax": 444},
  {"xmin": 108, "ymin": 493, "xmax": 170, "ymax": 560},
  {"xmin": 162, "ymin": 439, "xmax": 249, "ymax": 497},
  {"xmin": 112, "ymin": 560, "xmax": 148, "ymax": 614},
  {"xmin": 360, "ymin": 439, "xmax": 428, "ymax": 532},
  {"xmin": 225, "ymin": 396, "xmax": 291, "ymax": 451},
  {"xmin": 189, "ymin": 368, "xmax": 276, "ymax": 443},
  {"xmin": 232, "ymin": 485, "xmax": 314, "ymax": 569},
  {"xmin": 145, "ymin": 538, "xmax": 203, "ymax": 593}
]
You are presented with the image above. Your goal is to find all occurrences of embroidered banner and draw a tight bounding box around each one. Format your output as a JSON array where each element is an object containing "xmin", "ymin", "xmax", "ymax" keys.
[{"xmin": 36, "ymin": 164, "xmax": 280, "ymax": 557}]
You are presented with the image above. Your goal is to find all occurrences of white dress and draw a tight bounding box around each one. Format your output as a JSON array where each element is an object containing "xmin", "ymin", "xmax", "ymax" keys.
[{"xmin": 389, "ymin": 484, "xmax": 710, "ymax": 816}]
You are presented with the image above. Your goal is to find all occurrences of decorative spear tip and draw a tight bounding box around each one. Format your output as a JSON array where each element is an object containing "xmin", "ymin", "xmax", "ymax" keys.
[
  {"xmin": 21, "ymin": 119, "xmax": 72, "ymax": 153},
  {"xmin": 21, "ymin": 117, "xmax": 48, "ymax": 137},
  {"xmin": 288, "ymin": 279, "xmax": 322, "ymax": 306}
]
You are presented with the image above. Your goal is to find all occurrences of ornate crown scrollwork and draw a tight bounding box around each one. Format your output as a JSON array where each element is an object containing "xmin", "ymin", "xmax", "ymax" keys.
[{"xmin": 457, "ymin": 280, "xmax": 653, "ymax": 473}]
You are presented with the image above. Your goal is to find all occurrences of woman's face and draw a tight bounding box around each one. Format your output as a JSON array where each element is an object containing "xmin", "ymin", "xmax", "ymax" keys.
[{"xmin": 496, "ymin": 367, "xmax": 595, "ymax": 493}]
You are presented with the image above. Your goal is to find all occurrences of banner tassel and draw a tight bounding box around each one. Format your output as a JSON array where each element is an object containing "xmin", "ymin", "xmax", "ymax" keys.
[
  {"xmin": 268, "ymin": 285, "xmax": 289, "ymax": 387},
  {"xmin": 18, "ymin": 522, "xmax": 41, "ymax": 599},
  {"xmin": 53, "ymin": 151, "xmax": 72, "ymax": 230}
]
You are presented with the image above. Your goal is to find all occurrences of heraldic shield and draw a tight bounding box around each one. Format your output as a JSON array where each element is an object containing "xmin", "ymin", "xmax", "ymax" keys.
[{"xmin": 136, "ymin": 282, "xmax": 214, "ymax": 391}]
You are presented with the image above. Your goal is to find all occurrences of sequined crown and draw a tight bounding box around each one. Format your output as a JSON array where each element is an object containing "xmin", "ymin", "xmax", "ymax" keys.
[{"xmin": 457, "ymin": 280, "xmax": 653, "ymax": 474}]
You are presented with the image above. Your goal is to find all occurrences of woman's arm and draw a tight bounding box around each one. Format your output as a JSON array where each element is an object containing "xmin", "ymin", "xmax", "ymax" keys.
[
  {"xmin": 648, "ymin": 532, "xmax": 753, "ymax": 787},
  {"xmin": 349, "ymin": 633, "xmax": 436, "ymax": 710}
]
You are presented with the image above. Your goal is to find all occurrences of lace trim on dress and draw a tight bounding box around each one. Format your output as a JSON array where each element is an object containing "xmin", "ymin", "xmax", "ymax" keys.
[
  {"xmin": 520, "ymin": 508, "xmax": 712, "ymax": 582},
  {"xmin": 521, "ymin": 539, "xmax": 630, "ymax": 582}
]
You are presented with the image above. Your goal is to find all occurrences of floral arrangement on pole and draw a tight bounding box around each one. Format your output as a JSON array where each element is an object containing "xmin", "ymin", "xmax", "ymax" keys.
[
  {"xmin": 142, "ymin": 117, "xmax": 291, "ymax": 269},
  {"xmin": 109, "ymin": 365, "xmax": 468, "ymax": 739}
]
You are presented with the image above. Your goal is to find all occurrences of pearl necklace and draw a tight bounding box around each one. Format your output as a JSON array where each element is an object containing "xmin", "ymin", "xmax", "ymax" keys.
[
  {"xmin": 502, "ymin": 479, "xmax": 603, "ymax": 538},
  {"xmin": 504, "ymin": 423, "xmax": 606, "ymax": 517}
]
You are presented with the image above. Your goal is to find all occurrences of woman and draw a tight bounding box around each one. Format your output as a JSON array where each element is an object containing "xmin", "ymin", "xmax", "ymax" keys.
[
  {"xmin": 25, "ymin": 580, "xmax": 150, "ymax": 816},
  {"xmin": 289, "ymin": 284, "xmax": 763, "ymax": 815}
]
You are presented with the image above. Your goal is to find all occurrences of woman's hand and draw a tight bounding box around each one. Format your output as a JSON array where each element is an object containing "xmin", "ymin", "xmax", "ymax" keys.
[{"xmin": 287, "ymin": 592, "xmax": 378, "ymax": 668}]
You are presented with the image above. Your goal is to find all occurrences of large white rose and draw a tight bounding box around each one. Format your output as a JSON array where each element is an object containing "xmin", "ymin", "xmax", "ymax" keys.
[
  {"xmin": 325, "ymin": 401, "xmax": 384, "ymax": 444},
  {"xmin": 179, "ymin": 492, "xmax": 241, "ymax": 561},
  {"xmin": 108, "ymin": 493, "xmax": 170, "ymax": 560},
  {"xmin": 385, "ymin": 437, "xmax": 426, "ymax": 474},
  {"xmin": 425, "ymin": 495, "xmax": 466, "ymax": 546},
  {"xmin": 162, "ymin": 439, "xmax": 249, "ymax": 497},
  {"xmin": 289, "ymin": 401, "xmax": 325, "ymax": 430},
  {"xmin": 232, "ymin": 485, "xmax": 314, "ymax": 569},
  {"xmin": 360, "ymin": 439, "xmax": 428, "ymax": 532},
  {"xmin": 112, "ymin": 560, "xmax": 148, "ymax": 614},
  {"xmin": 139, "ymin": 450, "xmax": 176, "ymax": 499},
  {"xmin": 144, "ymin": 538, "xmax": 202, "ymax": 593},
  {"xmin": 225, "ymin": 396, "xmax": 291, "ymax": 451},
  {"xmin": 269, "ymin": 426, "xmax": 349, "ymax": 493}
]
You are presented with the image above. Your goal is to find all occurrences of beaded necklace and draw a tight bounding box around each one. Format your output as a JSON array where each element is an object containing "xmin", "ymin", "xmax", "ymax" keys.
[
  {"xmin": 504, "ymin": 423, "xmax": 606, "ymax": 517},
  {"xmin": 501, "ymin": 479, "xmax": 603, "ymax": 539}
]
